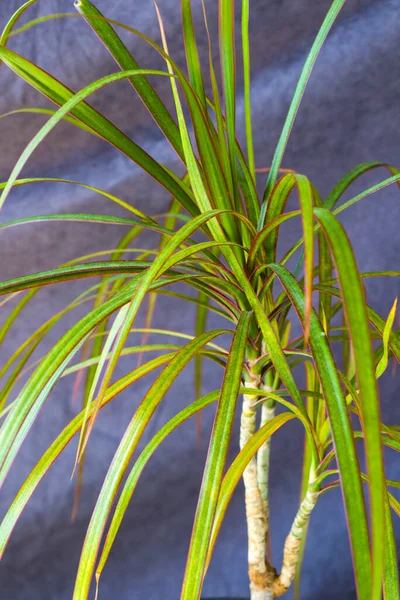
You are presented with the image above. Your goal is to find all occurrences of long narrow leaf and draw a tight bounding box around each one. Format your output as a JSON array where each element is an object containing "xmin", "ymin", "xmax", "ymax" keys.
[
  {"xmin": 73, "ymin": 329, "xmax": 228, "ymax": 600},
  {"xmin": 259, "ymin": 0, "xmax": 346, "ymax": 228},
  {"xmin": 206, "ymin": 412, "xmax": 295, "ymax": 569},
  {"xmin": 95, "ymin": 389, "xmax": 220, "ymax": 582},
  {"xmin": 325, "ymin": 162, "xmax": 400, "ymax": 210},
  {"xmin": 271, "ymin": 263, "xmax": 373, "ymax": 599},
  {"xmin": 314, "ymin": 208, "xmax": 386, "ymax": 600},
  {"xmin": 180, "ymin": 312, "xmax": 251, "ymax": 600},
  {"xmin": 75, "ymin": 0, "xmax": 184, "ymax": 159},
  {"xmin": 0, "ymin": 48, "xmax": 197, "ymax": 215},
  {"xmin": 241, "ymin": 0, "xmax": 254, "ymax": 180},
  {"xmin": 219, "ymin": 0, "xmax": 239, "ymax": 212},
  {"xmin": 383, "ymin": 491, "xmax": 400, "ymax": 599},
  {"xmin": 181, "ymin": 0, "xmax": 207, "ymax": 108},
  {"xmin": 0, "ymin": 353, "xmax": 177, "ymax": 557},
  {"xmin": 0, "ymin": 0, "xmax": 37, "ymax": 47}
]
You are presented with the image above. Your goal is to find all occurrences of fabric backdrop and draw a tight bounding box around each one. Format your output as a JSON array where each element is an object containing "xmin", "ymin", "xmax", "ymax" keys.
[{"xmin": 0, "ymin": 1, "xmax": 399, "ymax": 598}]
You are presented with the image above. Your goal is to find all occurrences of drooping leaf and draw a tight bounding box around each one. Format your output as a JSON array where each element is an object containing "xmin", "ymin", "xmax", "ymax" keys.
[
  {"xmin": 271, "ymin": 263, "xmax": 373, "ymax": 599},
  {"xmin": 0, "ymin": 352, "xmax": 178, "ymax": 557},
  {"xmin": 0, "ymin": 0, "xmax": 37, "ymax": 48},
  {"xmin": 314, "ymin": 208, "xmax": 386, "ymax": 600},
  {"xmin": 325, "ymin": 162, "xmax": 400, "ymax": 210},
  {"xmin": 73, "ymin": 329, "xmax": 228, "ymax": 600},
  {"xmin": 95, "ymin": 389, "xmax": 220, "ymax": 583},
  {"xmin": 0, "ymin": 177, "xmax": 155, "ymax": 219},
  {"xmin": 0, "ymin": 48, "xmax": 197, "ymax": 215}
]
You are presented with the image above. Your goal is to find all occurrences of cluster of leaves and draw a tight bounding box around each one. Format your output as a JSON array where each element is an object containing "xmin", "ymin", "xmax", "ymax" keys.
[{"xmin": 0, "ymin": 1, "xmax": 398, "ymax": 599}]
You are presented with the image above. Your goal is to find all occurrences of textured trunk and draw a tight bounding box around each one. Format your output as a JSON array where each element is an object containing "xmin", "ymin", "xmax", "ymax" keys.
[
  {"xmin": 241, "ymin": 371, "xmax": 318, "ymax": 600},
  {"xmin": 241, "ymin": 383, "xmax": 269, "ymax": 599},
  {"xmin": 272, "ymin": 475, "xmax": 318, "ymax": 597},
  {"xmin": 257, "ymin": 400, "xmax": 275, "ymax": 541}
]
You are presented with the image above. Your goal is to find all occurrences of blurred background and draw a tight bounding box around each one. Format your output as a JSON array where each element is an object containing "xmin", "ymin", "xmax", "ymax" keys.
[{"xmin": 0, "ymin": 0, "xmax": 399, "ymax": 598}]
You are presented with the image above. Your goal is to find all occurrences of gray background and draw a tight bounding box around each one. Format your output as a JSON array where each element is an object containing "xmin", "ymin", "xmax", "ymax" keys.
[{"xmin": 0, "ymin": 0, "xmax": 399, "ymax": 598}]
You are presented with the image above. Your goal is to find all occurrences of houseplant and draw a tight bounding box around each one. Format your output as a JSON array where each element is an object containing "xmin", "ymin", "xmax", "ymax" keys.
[{"xmin": 0, "ymin": 0, "xmax": 399, "ymax": 598}]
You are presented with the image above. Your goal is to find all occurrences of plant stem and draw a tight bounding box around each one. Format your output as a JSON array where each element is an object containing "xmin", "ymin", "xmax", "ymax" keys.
[
  {"xmin": 242, "ymin": 371, "xmax": 318, "ymax": 599},
  {"xmin": 272, "ymin": 472, "xmax": 319, "ymax": 597},
  {"xmin": 241, "ymin": 375, "xmax": 276, "ymax": 599},
  {"xmin": 257, "ymin": 396, "xmax": 275, "ymax": 543}
]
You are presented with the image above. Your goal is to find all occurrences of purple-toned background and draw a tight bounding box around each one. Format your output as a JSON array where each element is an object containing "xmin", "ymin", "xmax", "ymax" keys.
[{"xmin": 0, "ymin": 1, "xmax": 399, "ymax": 598}]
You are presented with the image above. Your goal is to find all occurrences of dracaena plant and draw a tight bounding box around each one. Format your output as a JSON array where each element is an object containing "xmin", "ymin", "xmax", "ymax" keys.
[{"xmin": 0, "ymin": 0, "xmax": 399, "ymax": 599}]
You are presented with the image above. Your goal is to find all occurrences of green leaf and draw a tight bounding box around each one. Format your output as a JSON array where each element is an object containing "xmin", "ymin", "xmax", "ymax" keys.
[
  {"xmin": 0, "ymin": 177, "xmax": 155, "ymax": 219},
  {"xmin": 241, "ymin": 0, "xmax": 254, "ymax": 180},
  {"xmin": 73, "ymin": 329, "xmax": 228, "ymax": 600},
  {"xmin": 236, "ymin": 144, "xmax": 260, "ymax": 224},
  {"xmin": 219, "ymin": 0, "xmax": 239, "ymax": 212},
  {"xmin": 0, "ymin": 290, "xmax": 36, "ymax": 348},
  {"xmin": 75, "ymin": 304, "xmax": 130, "ymax": 465},
  {"xmin": 259, "ymin": 0, "xmax": 346, "ymax": 228},
  {"xmin": 270, "ymin": 264, "xmax": 373, "ymax": 600},
  {"xmin": 201, "ymin": 2, "xmax": 235, "ymax": 208},
  {"xmin": 263, "ymin": 173, "xmax": 314, "ymax": 334},
  {"xmin": 206, "ymin": 412, "xmax": 295, "ymax": 568},
  {"xmin": 0, "ymin": 0, "xmax": 37, "ymax": 47},
  {"xmin": 180, "ymin": 312, "xmax": 251, "ymax": 600},
  {"xmin": 0, "ymin": 107, "xmax": 102, "ymax": 138},
  {"xmin": 314, "ymin": 207, "xmax": 386, "ymax": 600},
  {"xmin": 8, "ymin": 13, "xmax": 78, "ymax": 38},
  {"xmin": 95, "ymin": 389, "xmax": 220, "ymax": 583},
  {"xmin": 0, "ymin": 212, "xmax": 150, "ymax": 233},
  {"xmin": 194, "ymin": 291, "xmax": 209, "ymax": 440},
  {"xmin": 376, "ymin": 298, "xmax": 397, "ymax": 378},
  {"xmin": 333, "ymin": 173, "xmax": 400, "ymax": 218},
  {"xmin": 181, "ymin": 0, "xmax": 207, "ymax": 108},
  {"xmin": 0, "ymin": 261, "xmax": 146, "ymax": 296},
  {"xmin": 312, "ymin": 185, "xmax": 334, "ymax": 338},
  {"xmin": 75, "ymin": 0, "xmax": 184, "ymax": 160},
  {"xmin": 0, "ymin": 352, "xmax": 177, "ymax": 558},
  {"xmin": 383, "ymin": 491, "xmax": 400, "ymax": 600},
  {"xmin": 325, "ymin": 162, "xmax": 400, "ymax": 210},
  {"xmin": 0, "ymin": 47, "xmax": 197, "ymax": 215},
  {"xmin": 0, "ymin": 327, "xmax": 47, "ymax": 413}
]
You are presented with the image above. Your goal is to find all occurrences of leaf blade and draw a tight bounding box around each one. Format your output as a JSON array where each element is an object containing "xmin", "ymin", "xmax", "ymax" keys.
[
  {"xmin": 259, "ymin": 0, "xmax": 346, "ymax": 228},
  {"xmin": 314, "ymin": 207, "xmax": 386, "ymax": 600},
  {"xmin": 75, "ymin": 0, "xmax": 184, "ymax": 159},
  {"xmin": 73, "ymin": 329, "xmax": 228, "ymax": 600},
  {"xmin": 180, "ymin": 312, "xmax": 251, "ymax": 600},
  {"xmin": 271, "ymin": 263, "xmax": 373, "ymax": 599}
]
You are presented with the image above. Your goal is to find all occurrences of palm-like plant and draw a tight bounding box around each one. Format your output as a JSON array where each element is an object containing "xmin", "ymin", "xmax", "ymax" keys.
[{"xmin": 0, "ymin": 1, "xmax": 399, "ymax": 599}]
